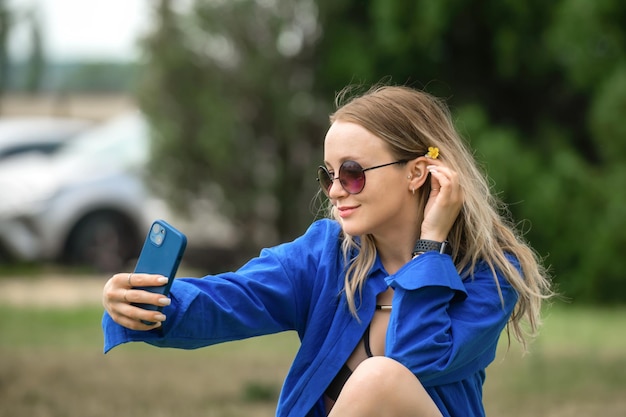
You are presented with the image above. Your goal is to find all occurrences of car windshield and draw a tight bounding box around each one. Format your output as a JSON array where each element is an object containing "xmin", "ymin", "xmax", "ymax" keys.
[
  {"xmin": 58, "ymin": 112, "xmax": 148, "ymax": 168},
  {"xmin": 0, "ymin": 118, "xmax": 90, "ymax": 161}
]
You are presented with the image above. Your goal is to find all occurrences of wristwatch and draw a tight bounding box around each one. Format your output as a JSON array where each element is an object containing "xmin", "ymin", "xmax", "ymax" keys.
[{"xmin": 412, "ymin": 239, "xmax": 453, "ymax": 257}]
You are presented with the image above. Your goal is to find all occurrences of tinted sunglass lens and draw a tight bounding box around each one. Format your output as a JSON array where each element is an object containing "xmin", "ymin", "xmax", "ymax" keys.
[
  {"xmin": 317, "ymin": 166, "xmax": 333, "ymax": 195},
  {"xmin": 339, "ymin": 161, "xmax": 366, "ymax": 194}
]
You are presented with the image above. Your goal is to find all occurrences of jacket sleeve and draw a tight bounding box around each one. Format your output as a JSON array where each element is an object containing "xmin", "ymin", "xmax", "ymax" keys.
[
  {"xmin": 103, "ymin": 219, "xmax": 340, "ymax": 353},
  {"xmin": 384, "ymin": 251, "xmax": 519, "ymax": 385}
]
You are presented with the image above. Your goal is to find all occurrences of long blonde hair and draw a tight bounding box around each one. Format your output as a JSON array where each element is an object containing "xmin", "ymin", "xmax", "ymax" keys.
[{"xmin": 327, "ymin": 84, "xmax": 553, "ymax": 351}]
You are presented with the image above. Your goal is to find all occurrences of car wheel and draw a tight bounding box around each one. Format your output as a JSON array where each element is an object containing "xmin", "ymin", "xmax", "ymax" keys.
[{"xmin": 64, "ymin": 212, "xmax": 140, "ymax": 272}]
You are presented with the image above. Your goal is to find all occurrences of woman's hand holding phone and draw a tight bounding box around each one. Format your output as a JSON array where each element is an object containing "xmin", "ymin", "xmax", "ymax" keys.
[
  {"xmin": 102, "ymin": 219, "xmax": 187, "ymax": 330},
  {"xmin": 102, "ymin": 273, "xmax": 171, "ymax": 331}
]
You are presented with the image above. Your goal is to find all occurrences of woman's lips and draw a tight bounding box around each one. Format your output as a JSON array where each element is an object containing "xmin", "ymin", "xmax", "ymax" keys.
[{"xmin": 337, "ymin": 205, "xmax": 358, "ymax": 218}]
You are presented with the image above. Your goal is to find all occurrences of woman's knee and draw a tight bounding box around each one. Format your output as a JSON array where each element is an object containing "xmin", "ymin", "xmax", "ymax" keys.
[
  {"xmin": 332, "ymin": 357, "xmax": 442, "ymax": 417},
  {"xmin": 330, "ymin": 357, "xmax": 405, "ymax": 415},
  {"xmin": 347, "ymin": 356, "xmax": 417, "ymax": 394}
]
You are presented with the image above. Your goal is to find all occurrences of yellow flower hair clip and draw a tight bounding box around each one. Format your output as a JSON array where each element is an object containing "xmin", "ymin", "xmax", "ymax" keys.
[{"xmin": 425, "ymin": 146, "xmax": 440, "ymax": 159}]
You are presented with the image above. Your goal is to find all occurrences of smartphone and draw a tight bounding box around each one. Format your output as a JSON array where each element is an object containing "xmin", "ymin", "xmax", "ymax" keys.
[{"xmin": 131, "ymin": 219, "xmax": 187, "ymax": 324}]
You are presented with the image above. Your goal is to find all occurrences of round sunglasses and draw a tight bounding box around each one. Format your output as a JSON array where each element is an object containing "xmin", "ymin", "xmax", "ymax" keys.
[{"xmin": 317, "ymin": 159, "xmax": 409, "ymax": 196}]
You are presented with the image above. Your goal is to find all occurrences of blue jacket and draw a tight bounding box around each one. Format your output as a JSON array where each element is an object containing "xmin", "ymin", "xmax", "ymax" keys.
[{"xmin": 102, "ymin": 219, "xmax": 518, "ymax": 416}]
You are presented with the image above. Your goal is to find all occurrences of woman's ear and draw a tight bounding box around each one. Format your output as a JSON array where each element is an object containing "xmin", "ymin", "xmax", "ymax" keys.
[{"xmin": 407, "ymin": 157, "xmax": 430, "ymax": 191}]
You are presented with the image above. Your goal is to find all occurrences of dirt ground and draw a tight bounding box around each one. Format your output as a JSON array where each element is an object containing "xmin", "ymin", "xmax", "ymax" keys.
[
  {"xmin": 0, "ymin": 275, "xmax": 107, "ymax": 308},
  {"xmin": 2, "ymin": 93, "xmax": 136, "ymax": 122}
]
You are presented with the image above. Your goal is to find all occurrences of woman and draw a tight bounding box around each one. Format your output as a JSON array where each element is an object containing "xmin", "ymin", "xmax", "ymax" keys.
[{"xmin": 102, "ymin": 84, "xmax": 552, "ymax": 416}]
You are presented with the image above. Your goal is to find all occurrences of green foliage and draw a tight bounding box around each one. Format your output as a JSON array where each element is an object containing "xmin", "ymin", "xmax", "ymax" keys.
[
  {"xmin": 60, "ymin": 62, "xmax": 138, "ymax": 92},
  {"xmin": 241, "ymin": 380, "xmax": 280, "ymax": 403},
  {"xmin": 0, "ymin": 0, "xmax": 11, "ymax": 95},
  {"xmin": 589, "ymin": 66, "xmax": 626, "ymax": 163},
  {"xmin": 546, "ymin": 0, "xmax": 626, "ymax": 91},
  {"xmin": 23, "ymin": 9, "xmax": 44, "ymax": 93}
]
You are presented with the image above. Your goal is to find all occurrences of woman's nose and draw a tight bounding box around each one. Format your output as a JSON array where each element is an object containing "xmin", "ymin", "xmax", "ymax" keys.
[{"xmin": 328, "ymin": 177, "xmax": 347, "ymax": 198}]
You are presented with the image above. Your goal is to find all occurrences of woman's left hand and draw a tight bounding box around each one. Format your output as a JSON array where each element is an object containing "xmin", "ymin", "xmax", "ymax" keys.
[{"xmin": 420, "ymin": 160, "xmax": 464, "ymax": 242}]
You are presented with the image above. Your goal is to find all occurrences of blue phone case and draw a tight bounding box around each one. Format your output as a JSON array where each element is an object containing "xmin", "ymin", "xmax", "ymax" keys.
[{"xmin": 132, "ymin": 219, "xmax": 187, "ymax": 322}]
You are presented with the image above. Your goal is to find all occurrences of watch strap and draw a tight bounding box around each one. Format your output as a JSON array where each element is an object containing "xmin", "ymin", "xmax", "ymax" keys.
[{"xmin": 412, "ymin": 239, "xmax": 452, "ymax": 257}]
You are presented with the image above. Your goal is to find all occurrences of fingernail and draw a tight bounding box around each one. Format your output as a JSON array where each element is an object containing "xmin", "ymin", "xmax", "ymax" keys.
[
  {"xmin": 157, "ymin": 276, "xmax": 169, "ymax": 284},
  {"xmin": 154, "ymin": 314, "xmax": 166, "ymax": 322},
  {"xmin": 158, "ymin": 297, "xmax": 171, "ymax": 306}
]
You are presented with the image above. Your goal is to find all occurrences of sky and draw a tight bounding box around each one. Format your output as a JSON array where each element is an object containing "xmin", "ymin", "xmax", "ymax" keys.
[{"xmin": 7, "ymin": 0, "xmax": 153, "ymax": 62}]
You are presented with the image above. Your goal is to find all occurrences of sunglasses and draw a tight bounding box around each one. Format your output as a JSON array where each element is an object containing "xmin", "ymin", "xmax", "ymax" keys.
[{"xmin": 317, "ymin": 160, "xmax": 408, "ymax": 196}]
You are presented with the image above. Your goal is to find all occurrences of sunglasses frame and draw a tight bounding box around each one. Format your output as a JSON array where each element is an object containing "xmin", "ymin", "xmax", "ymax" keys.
[{"xmin": 317, "ymin": 159, "xmax": 409, "ymax": 196}]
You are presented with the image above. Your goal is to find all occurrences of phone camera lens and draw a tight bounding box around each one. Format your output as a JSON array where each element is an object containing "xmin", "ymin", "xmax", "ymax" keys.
[{"xmin": 150, "ymin": 223, "xmax": 166, "ymax": 246}]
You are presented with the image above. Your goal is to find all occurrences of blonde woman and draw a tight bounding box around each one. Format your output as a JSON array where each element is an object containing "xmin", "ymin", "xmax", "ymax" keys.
[{"xmin": 103, "ymin": 84, "xmax": 552, "ymax": 416}]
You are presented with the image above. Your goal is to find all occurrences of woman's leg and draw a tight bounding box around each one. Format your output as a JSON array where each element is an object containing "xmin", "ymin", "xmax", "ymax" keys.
[{"xmin": 327, "ymin": 356, "xmax": 442, "ymax": 417}]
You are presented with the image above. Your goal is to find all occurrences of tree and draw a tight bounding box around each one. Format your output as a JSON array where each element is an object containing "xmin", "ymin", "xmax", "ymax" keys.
[
  {"xmin": 138, "ymin": 0, "xmax": 327, "ymax": 261},
  {"xmin": 0, "ymin": 0, "xmax": 11, "ymax": 104},
  {"xmin": 24, "ymin": 8, "xmax": 44, "ymax": 93}
]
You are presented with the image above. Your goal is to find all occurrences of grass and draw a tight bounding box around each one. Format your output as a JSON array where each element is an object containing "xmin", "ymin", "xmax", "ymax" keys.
[
  {"xmin": 483, "ymin": 304, "xmax": 626, "ymax": 416},
  {"xmin": 0, "ymin": 303, "xmax": 625, "ymax": 417}
]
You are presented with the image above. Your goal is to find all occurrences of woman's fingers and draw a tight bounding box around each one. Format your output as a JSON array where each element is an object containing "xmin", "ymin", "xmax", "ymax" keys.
[
  {"xmin": 103, "ymin": 272, "xmax": 171, "ymax": 331},
  {"xmin": 421, "ymin": 162, "xmax": 464, "ymax": 242},
  {"xmin": 427, "ymin": 165, "xmax": 462, "ymax": 202},
  {"xmin": 114, "ymin": 303, "xmax": 165, "ymax": 330},
  {"xmin": 119, "ymin": 301, "xmax": 166, "ymax": 327},
  {"xmin": 115, "ymin": 272, "xmax": 169, "ymax": 289},
  {"xmin": 427, "ymin": 164, "xmax": 458, "ymax": 189},
  {"xmin": 108, "ymin": 296, "xmax": 168, "ymax": 330},
  {"xmin": 122, "ymin": 288, "xmax": 172, "ymax": 307}
]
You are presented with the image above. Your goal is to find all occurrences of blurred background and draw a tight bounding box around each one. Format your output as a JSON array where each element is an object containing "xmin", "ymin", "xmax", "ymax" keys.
[{"xmin": 0, "ymin": 0, "xmax": 625, "ymax": 416}]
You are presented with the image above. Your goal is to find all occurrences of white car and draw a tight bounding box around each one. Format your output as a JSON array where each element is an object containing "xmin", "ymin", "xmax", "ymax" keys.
[
  {"xmin": 0, "ymin": 116, "xmax": 91, "ymax": 161},
  {"xmin": 0, "ymin": 111, "xmax": 236, "ymax": 271}
]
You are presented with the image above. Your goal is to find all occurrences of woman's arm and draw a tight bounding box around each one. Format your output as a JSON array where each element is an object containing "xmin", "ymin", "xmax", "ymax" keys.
[
  {"xmin": 384, "ymin": 251, "xmax": 518, "ymax": 385},
  {"xmin": 102, "ymin": 219, "xmax": 342, "ymax": 353}
]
